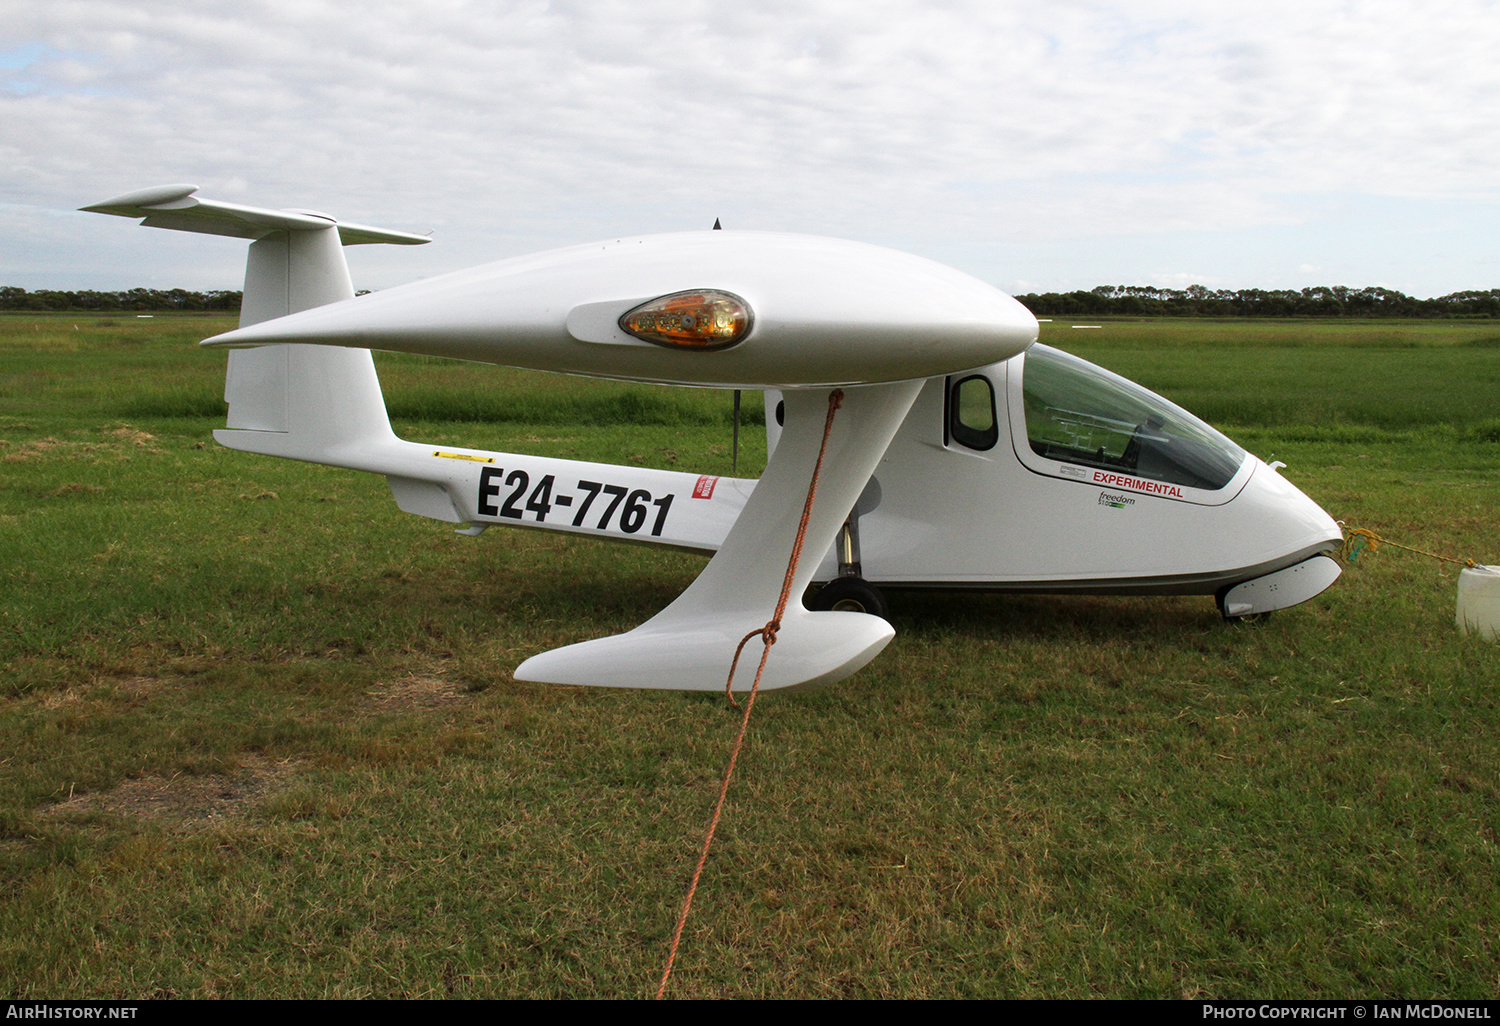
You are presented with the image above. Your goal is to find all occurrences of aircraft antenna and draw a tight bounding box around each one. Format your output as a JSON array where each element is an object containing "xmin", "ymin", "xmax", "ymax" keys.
[
  {"xmin": 712, "ymin": 217, "xmax": 721, "ymax": 230},
  {"xmin": 732, "ymin": 389, "xmax": 741, "ymax": 472}
]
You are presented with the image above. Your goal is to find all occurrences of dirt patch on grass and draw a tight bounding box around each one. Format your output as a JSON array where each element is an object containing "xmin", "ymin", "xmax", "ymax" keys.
[
  {"xmin": 3, "ymin": 437, "xmax": 75, "ymax": 462},
  {"xmin": 2, "ymin": 427, "xmax": 165, "ymax": 463},
  {"xmin": 106, "ymin": 425, "xmax": 157, "ymax": 447},
  {"xmin": 43, "ymin": 754, "xmax": 295, "ymax": 827},
  {"xmin": 46, "ymin": 482, "xmax": 105, "ymax": 497},
  {"xmin": 367, "ymin": 673, "xmax": 467, "ymax": 712},
  {"xmin": 33, "ymin": 676, "xmax": 172, "ymax": 709}
]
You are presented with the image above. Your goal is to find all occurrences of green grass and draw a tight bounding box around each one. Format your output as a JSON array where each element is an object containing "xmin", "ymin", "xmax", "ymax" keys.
[
  {"xmin": 1046, "ymin": 317, "xmax": 1500, "ymax": 432},
  {"xmin": 1, "ymin": 314, "xmax": 1497, "ymax": 998}
]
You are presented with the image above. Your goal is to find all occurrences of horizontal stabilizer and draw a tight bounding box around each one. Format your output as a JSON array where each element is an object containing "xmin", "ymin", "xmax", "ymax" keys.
[{"xmin": 81, "ymin": 185, "xmax": 430, "ymax": 246}]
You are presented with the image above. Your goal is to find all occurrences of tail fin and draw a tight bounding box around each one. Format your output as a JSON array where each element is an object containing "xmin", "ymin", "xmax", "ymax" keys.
[{"xmin": 82, "ymin": 185, "xmax": 428, "ymax": 462}]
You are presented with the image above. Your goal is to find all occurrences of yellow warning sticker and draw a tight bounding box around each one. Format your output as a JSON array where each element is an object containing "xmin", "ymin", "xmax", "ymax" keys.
[{"xmin": 433, "ymin": 451, "xmax": 494, "ymax": 463}]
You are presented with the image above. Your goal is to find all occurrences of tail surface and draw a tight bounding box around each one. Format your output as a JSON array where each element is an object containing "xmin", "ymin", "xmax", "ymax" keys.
[
  {"xmin": 82, "ymin": 184, "xmax": 428, "ymax": 462},
  {"xmin": 82, "ymin": 187, "xmax": 754, "ymax": 552}
]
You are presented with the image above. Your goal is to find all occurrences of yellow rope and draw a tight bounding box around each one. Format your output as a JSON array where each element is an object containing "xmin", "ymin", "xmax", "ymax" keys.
[{"xmin": 1340, "ymin": 526, "xmax": 1478, "ymax": 569}]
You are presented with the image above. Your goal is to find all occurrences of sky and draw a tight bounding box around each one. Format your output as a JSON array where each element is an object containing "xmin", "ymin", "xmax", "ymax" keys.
[{"xmin": 5, "ymin": 0, "xmax": 1500, "ymax": 299}]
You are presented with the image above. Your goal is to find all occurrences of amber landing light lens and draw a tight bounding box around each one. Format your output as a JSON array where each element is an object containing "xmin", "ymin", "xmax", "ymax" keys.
[{"xmin": 618, "ymin": 290, "xmax": 752, "ymax": 350}]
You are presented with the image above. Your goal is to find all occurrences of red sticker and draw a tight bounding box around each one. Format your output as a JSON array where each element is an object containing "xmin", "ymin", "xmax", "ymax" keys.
[{"xmin": 692, "ymin": 475, "xmax": 718, "ymax": 499}]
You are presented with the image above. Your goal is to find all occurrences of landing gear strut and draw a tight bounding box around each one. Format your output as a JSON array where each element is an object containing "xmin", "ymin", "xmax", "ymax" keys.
[{"xmin": 808, "ymin": 502, "xmax": 889, "ymax": 619}]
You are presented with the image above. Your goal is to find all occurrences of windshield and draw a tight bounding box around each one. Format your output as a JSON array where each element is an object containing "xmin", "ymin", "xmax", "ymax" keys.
[{"xmin": 1020, "ymin": 345, "xmax": 1245, "ymax": 491}]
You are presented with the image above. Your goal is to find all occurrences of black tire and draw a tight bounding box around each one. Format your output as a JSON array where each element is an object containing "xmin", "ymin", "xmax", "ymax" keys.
[{"xmin": 809, "ymin": 577, "xmax": 889, "ymax": 620}]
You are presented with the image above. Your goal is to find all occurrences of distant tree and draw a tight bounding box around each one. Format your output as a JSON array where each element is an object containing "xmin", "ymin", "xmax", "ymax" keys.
[
  {"xmin": 0, "ymin": 287, "xmax": 243, "ymax": 313},
  {"xmin": 1013, "ymin": 282, "xmax": 1494, "ymax": 319}
]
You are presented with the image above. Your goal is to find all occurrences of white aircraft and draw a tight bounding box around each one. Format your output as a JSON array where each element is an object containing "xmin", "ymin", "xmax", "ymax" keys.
[{"xmin": 83, "ymin": 185, "xmax": 1343, "ymax": 692}]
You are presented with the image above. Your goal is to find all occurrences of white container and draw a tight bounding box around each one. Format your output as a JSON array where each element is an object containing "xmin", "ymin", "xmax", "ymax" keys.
[{"xmin": 1456, "ymin": 565, "xmax": 1500, "ymax": 641}]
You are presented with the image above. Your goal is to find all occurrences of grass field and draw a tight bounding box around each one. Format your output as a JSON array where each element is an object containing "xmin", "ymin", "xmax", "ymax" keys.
[{"xmin": 1, "ymin": 313, "xmax": 1497, "ymax": 998}]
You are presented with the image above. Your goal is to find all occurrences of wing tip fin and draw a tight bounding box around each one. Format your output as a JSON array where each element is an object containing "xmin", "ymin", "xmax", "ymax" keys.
[{"xmin": 513, "ymin": 609, "xmax": 893, "ymax": 692}]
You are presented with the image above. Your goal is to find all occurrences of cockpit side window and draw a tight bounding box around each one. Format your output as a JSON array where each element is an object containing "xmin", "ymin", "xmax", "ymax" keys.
[
  {"xmin": 949, "ymin": 374, "xmax": 998, "ymax": 451},
  {"xmin": 1019, "ymin": 345, "xmax": 1245, "ymax": 491}
]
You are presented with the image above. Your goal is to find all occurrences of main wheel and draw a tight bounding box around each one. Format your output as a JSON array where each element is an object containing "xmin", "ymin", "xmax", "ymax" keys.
[{"xmin": 809, "ymin": 577, "xmax": 890, "ymax": 620}]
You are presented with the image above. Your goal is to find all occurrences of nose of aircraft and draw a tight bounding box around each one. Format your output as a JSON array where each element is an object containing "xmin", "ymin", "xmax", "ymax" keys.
[
  {"xmin": 1230, "ymin": 458, "xmax": 1344, "ymax": 567},
  {"xmin": 203, "ymin": 230, "xmax": 1038, "ymax": 389}
]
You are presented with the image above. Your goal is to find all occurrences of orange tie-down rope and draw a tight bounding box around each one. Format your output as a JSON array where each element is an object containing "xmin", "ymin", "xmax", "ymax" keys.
[{"xmin": 655, "ymin": 388, "xmax": 844, "ymax": 1000}]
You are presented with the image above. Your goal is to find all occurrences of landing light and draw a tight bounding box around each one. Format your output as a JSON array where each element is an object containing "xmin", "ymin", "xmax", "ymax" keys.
[{"xmin": 619, "ymin": 290, "xmax": 751, "ymax": 350}]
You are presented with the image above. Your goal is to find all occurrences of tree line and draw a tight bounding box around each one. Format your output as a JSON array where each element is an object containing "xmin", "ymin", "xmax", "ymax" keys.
[
  {"xmin": 0, "ymin": 287, "xmax": 243, "ymax": 312},
  {"xmin": 1014, "ymin": 285, "xmax": 1500, "ymax": 318},
  {"xmin": 6, "ymin": 282, "xmax": 1500, "ymax": 318}
]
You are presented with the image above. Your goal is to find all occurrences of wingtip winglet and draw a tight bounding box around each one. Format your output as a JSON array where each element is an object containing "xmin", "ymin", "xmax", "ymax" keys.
[{"xmin": 513, "ymin": 609, "xmax": 894, "ymax": 692}]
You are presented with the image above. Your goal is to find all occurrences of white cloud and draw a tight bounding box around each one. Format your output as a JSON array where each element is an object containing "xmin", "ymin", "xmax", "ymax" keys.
[{"xmin": 5, "ymin": 0, "xmax": 1500, "ymax": 293}]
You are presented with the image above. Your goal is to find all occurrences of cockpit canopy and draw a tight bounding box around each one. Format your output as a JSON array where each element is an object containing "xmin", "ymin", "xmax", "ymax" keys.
[{"xmin": 1019, "ymin": 345, "xmax": 1245, "ymax": 492}]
